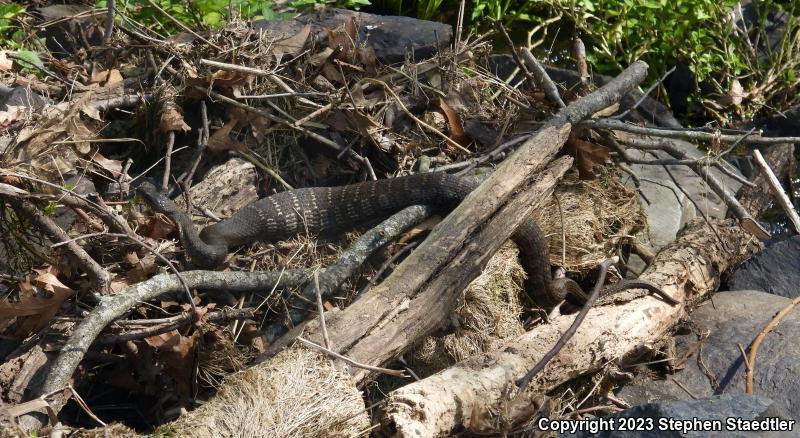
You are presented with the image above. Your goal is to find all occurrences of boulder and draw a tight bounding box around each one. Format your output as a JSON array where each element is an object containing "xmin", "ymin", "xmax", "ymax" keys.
[
  {"xmin": 616, "ymin": 290, "xmax": 800, "ymax": 418},
  {"xmin": 727, "ymin": 236, "xmax": 800, "ymax": 298},
  {"xmin": 566, "ymin": 394, "xmax": 796, "ymax": 437},
  {"xmin": 254, "ymin": 8, "xmax": 452, "ymax": 64}
]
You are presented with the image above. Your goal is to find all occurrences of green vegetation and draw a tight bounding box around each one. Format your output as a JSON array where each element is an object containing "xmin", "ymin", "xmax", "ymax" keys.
[
  {"xmin": 0, "ymin": 3, "xmax": 25, "ymax": 49},
  {"xmin": 547, "ymin": 0, "xmax": 800, "ymax": 120},
  {"xmin": 95, "ymin": 0, "xmax": 290, "ymax": 31}
]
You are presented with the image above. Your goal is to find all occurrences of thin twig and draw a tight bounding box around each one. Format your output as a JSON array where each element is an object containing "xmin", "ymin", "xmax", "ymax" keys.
[
  {"xmin": 520, "ymin": 49, "xmax": 566, "ymax": 108},
  {"xmin": 103, "ymin": 0, "xmax": 115, "ymax": 43},
  {"xmin": 746, "ymin": 294, "xmax": 800, "ymax": 393},
  {"xmin": 360, "ymin": 78, "xmax": 471, "ymax": 154},
  {"xmin": 146, "ymin": 0, "xmax": 222, "ymax": 50},
  {"xmin": 314, "ymin": 270, "xmax": 332, "ymax": 350},
  {"xmin": 614, "ymin": 66, "xmax": 676, "ymax": 120},
  {"xmin": 752, "ymin": 149, "xmax": 800, "ymax": 233},
  {"xmin": 296, "ymin": 337, "xmax": 406, "ymax": 377},
  {"xmin": 161, "ymin": 131, "xmax": 175, "ymax": 192},
  {"xmin": 62, "ymin": 231, "xmax": 198, "ymax": 317},
  {"xmin": 583, "ymin": 118, "xmax": 800, "ymax": 145}
]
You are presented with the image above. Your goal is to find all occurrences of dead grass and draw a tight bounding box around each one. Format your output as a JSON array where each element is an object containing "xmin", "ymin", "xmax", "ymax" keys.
[{"xmin": 167, "ymin": 346, "xmax": 369, "ymax": 438}]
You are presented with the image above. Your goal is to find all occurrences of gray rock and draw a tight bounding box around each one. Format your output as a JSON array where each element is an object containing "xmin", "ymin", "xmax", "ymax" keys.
[
  {"xmin": 727, "ymin": 236, "xmax": 800, "ymax": 298},
  {"xmin": 616, "ymin": 290, "xmax": 800, "ymax": 418},
  {"xmin": 621, "ymin": 137, "xmax": 742, "ymax": 267},
  {"xmin": 255, "ymin": 8, "xmax": 452, "ymax": 64},
  {"xmin": 0, "ymin": 87, "xmax": 49, "ymax": 113},
  {"xmin": 564, "ymin": 394, "xmax": 796, "ymax": 437}
]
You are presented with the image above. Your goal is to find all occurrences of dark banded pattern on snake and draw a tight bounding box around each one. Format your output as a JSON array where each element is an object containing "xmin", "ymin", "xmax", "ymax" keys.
[{"xmin": 137, "ymin": 172, "xmax": 677, "ymax": 309}]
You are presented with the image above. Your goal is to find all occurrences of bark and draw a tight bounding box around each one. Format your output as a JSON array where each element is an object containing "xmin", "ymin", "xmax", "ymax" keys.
[{"xmin": 382, "ymin": 218, "xmax": 759, "ymax": 436}]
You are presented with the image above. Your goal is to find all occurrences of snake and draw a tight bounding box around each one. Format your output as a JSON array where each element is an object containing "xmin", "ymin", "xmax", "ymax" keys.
[{"xmin": 137, "ymin": 172, "xmax": 678, "ymax": 309}]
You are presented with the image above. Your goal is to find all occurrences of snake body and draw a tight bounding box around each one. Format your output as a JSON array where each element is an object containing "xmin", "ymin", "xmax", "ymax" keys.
[{"xmin": 137, "ymin": 172, "xmax": 677, "ymax": 308}]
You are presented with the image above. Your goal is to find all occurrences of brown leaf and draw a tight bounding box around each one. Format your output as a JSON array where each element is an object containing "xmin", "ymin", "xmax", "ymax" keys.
[
  {"xmin": 358, "ymin": 47, "xmax": 378, "ymax": 75},
  {"xmin": 159, "ymin": 105, "xmax": 191, "ymax": 133},
  {"xmin": 1, "ymin": 269, "xmax": 75, "ymax": 336},
  {"xmin": 209, "ymin": 69, "xmax": 255, "ymax": 97},
  {"xmin": 0, "ymin": 51, "xmax": 12, "ymax": 71},
  {"xmin": 328, "ymin": 16, "xmax": 358, "ymax": 63},
  {"xmin": 207, "ymin": 118, "xmax": 246, "ymax": 153},
  {"xmin": 0, "ymin": 182, "xmax": 29, "ymax": 197},
  {"xmin": 564, "ymin": 133, "xmax": 609, "ymax": 180},
  {"xmin": 321, "ymin": 62, "xmax": 345, "ymax": 84},
  {"xmin": 128, "ymin": 253, "xmax": 157, "ymax": 283},
  {"xmin": 438, "ymin": 98, "xmax": 467, "ymax": 145},
  {"xmin": 145, "ymin": 329, "xmax": 200, "ymax": 403},
  {"xmin": 90, "ymin": 150, "xmax": 122, "ymax": 177},
  {"xmin": 272, "ymin": 25, "xmax": 311, "ymax": 59},
  {"xmin": 90, "ymin": 66, "xmax": 124, "ymax": 86},
  {"xmin": 0, "ymin": 105, "xmax": 25, "ymax": 126}
]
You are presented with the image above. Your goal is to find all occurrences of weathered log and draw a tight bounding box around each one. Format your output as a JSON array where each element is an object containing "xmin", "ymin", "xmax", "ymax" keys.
[
  {"xmin": 260, "ymin": 62, "xmax": 650, "ymax": 382},
  {"xmin": 381, "ymin": 218, "xmax": 759, "ymax": 436}
]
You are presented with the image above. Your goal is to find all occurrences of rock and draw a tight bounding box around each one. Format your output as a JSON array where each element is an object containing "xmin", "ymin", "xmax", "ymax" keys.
[
  {"xmin": 622, "ymin": 137, "xmax": 742, "ymax": 254},
  {"xmin": 752, "ymin": 104, "xmax": 800, "ymax": 138},
  {"xmin": 0, "ymin": 87, "xmax": 50, "ymax": 113},
  {"xmin": 727, "ymin": 236, "xmax": 800, "ymax": 298},
  {"xmin": 565, "ymin": 394, "xmax": 796, "ymax": 437},
  {"xmin": 33, "ymin": 4, "xmax": 104, "ymax": 56},
  {"xmin": 254, "ymin": 8, "xmax": 452, "ymax": 64},
  {"xmin": 615, "ymin": 290, "xmax": 800, "ymax": 418}
]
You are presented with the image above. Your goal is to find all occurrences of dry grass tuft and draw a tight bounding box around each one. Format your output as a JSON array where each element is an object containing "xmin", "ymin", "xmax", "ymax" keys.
[
  {"xmin": 534, "ymin": 165, "xmax": 645, "ymax": 274},
  {"xmin": 413, "ymin": 243, "xmax": 526, "ymax": 373},
  {"xmin": 167, "ymin": 346, "xmax": 370, "ymax": 437}
]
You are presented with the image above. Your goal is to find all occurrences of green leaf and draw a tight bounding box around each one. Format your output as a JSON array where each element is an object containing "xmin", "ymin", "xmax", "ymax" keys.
[{"xmin": 12, "ymin": 50, "xmax": 44, "ymax": 70}]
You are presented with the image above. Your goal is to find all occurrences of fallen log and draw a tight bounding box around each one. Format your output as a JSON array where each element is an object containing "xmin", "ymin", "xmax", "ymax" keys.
[
  {"xmin": 382, "ymin": 218, "xmax": 759, "ymax": 436},
  {"xmin": 260, "ymin": 61, "xmax": 650, "ymax": 383}
]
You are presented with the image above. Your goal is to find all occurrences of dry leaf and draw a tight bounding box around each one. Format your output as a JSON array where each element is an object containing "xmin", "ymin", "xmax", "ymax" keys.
[
  {"xmin": 90, "ymin": 66, "xmax": 124, "ymax": 86},
  {"xmin": 358, "ymin": 47, "xmax": 378, "ymax": 75},
  {"xmin": 90, "ymin": 150, "xmax": 123, "ymax": 177},
  {"xmin": 564, "ymin": 133, "xmax": 610, "ymax": 180},
  {"xmin": 207, "ymin": 118, "xmax": 246, "ymax": 153},
  {"xmin": 145, "ymin": 329, "xmax": 200, "ymax": 403},
  {"xmin": 0, "ymin": 51, "xmax": 12, "ymax": 71},
  {"xmin": 438, "ymin": 98, "xmax": 467, "ymax": 145},
  {"xmin": 0, "ymin": 182, "xmax": 29, "ymax": 197},
  {"xmin": 309, "ymin": 47, "xmax": 334, "ymax": 67},
  {"xmin": 1, "ymin": 269, "xmax": 75, "ymax": 336},
  {"xmin": 0, "ymin": 105, "xmax": 25, "ymax": 126},
  {"xmin": 209, "ymin": 69, "xmax": 255, "ymax": 97},
  {"xmin": 328, "ymin": 16, "xmax": 358, "ymax": 63},
  {"xmin": 272, "ymin": 25, "xmax": 311, "ymax": 59},
  {"xmin": 159, "ymin": 105, "xmax": 191, "ymax": 133},
  {"xmin": 128, "ymin": 253, "xmax": 157, "ymax": 283}
]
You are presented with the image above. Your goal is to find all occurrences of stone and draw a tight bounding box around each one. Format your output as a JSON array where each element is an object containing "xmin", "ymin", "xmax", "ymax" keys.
[
  {"xmin": 254, "ymin": 8, "xmax": 452, "ymax": 64},
  {"xmin": 566, "ymin": 394, "xmax": 796, "ymax": 437},
  {"xmin": 615, "ymin": 290, "xmax": 800, "ymax": 418},
  {"xmin": 0, "ymin": 87, "xmax": 49, "ymax": 113},
  {"xmin": 727, "ymin": 236, "xmax": 800, "ymax": 298}
]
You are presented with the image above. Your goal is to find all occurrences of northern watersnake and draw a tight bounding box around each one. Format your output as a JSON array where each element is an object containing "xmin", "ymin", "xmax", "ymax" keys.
[{"xmin": 137, "ymin": 172, "xmax": 678, "ymax": 309}]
